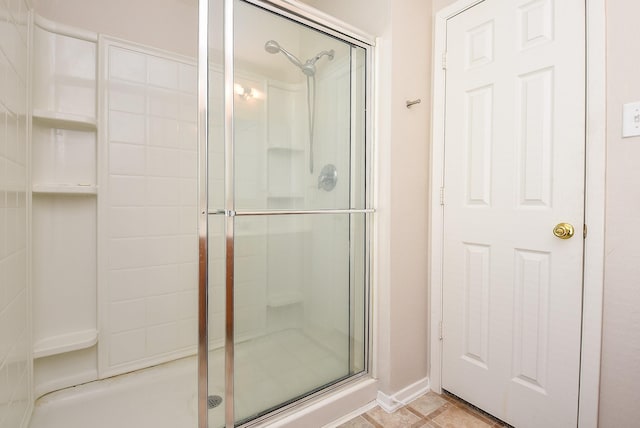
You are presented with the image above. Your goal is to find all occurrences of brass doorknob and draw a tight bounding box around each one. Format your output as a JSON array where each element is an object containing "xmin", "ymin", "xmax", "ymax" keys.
[{"xmin": 553, "ymin": 223, "xmax": 574, "ymax": 239}]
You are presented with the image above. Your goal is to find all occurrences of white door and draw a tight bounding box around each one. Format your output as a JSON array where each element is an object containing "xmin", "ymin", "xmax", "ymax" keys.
[{"xmin": 441, "ymin": 0, "xmax": 585, "ymax": 427}]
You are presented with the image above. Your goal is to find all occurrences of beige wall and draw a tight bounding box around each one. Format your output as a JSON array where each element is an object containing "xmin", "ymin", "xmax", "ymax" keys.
[
  {"xmin": 386, "ymin": 0, "xmax": 432, "ymax": 392},
  {"xmin": 599, "ymin": 1, "xmax": 640, "ymax": 425},
  {"xmin": 32, "ymin": 0, "xmax": 197, "ymax": 57}
]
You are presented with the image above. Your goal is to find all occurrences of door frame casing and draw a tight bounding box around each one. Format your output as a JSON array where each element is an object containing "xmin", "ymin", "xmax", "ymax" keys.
[{"xmin": 428, "ymin": 1, "xmax": 606, "ymax": 426}]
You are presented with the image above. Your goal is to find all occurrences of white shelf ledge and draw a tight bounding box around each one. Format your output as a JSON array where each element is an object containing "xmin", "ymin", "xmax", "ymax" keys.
[
  {"xmin": 267, "ymin": 146, "xmax": 305, "ymax": 153},
  {"xmin": 33, "ymin": 109, "xmax": 97, "ymax": 130},
  {"xmin": 267, "ymin": 292, "xmax": 303, "ymax": 307},
  {"xmin": 34, "ymin": 329, "xmax": 98, "ymax": 359},
  {"xmin": 33, "ymin": 184, "xmax": 97, "ymax": 195}
]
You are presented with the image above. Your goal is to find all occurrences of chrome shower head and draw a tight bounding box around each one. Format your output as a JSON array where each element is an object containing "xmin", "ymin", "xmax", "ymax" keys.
[
  {"xmin": 264, "ymin": 39, "xmax": 306, "ymax": 71},
  {"xmin": 264, "ymin": 40, "xmax": 281, "ymax": 54},
  {"xmin": 265, "ymin": 40, "xmax": 335, "ymax": 77}
]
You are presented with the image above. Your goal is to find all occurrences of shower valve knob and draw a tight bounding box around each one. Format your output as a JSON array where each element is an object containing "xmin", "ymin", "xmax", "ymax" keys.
[{"xmin": 318, "ymin": 164, "xmax": 338, "ymax": 191}]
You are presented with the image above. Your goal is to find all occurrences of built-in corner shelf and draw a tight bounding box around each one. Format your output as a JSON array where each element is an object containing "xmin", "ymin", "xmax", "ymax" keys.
[
  {"xmin": 32, "ymin": 184, "xmax": 97, "ymax": 195},
  {"xmin": 33, "ymin": 109, "xmax": 97, "ymax": 130},
  {"xmin": 33, "ymin": 329, "xmax": 99, "ymax": 359},
  {"xmin": 267, "ymin": 292, "xmax": 303, "ymax": 308}
]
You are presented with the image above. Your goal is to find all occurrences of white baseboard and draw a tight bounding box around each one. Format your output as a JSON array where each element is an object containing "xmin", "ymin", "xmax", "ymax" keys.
[{"xmin": 376, "ymin": 377, "xmax": 430, "ymax": 413}]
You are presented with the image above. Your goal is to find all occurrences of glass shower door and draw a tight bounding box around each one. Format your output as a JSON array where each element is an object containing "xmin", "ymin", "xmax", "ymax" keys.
[{"xmin": 203, "ymin": 1, "xmax": 370, "ymax": 426}]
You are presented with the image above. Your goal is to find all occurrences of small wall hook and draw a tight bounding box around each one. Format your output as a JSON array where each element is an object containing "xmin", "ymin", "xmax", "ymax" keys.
[{"xmin": 406, "ymin": 99, "xmax": 421, "ymax": 108}]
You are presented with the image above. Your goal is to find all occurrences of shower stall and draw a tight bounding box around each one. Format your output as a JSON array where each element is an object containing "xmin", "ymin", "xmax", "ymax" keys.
[
  {"xmin": 202, "ymin": 1, "xmax": 372, "ymax": 426},
  {"xmin": 17, "ymin": 0, "xmax": 373, "ymax": 427}
]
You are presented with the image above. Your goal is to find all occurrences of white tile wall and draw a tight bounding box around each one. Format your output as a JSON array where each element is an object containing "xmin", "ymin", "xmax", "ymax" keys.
[
  {"xmin": 0, "ymin": 0, "xmax": 31, "ymax": 426},
  {"xmin": 102, "ymin": 42, "xmax": 199, "ymax": 375}
]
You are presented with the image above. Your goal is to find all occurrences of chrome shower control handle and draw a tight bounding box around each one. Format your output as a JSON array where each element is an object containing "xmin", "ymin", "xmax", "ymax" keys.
[{"xmin": 318, "ymin": 164, "xmax": 338, "ymax": 191}]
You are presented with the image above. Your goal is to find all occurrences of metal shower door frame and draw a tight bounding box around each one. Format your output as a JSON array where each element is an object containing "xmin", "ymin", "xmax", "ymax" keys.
[{"xmin": 197, "ymin": 1, "xmax": 375, "ymax": 427}]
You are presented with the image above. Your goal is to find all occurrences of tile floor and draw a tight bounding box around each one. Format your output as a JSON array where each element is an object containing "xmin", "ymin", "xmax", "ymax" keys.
[{"xmin": 338, "ymin": 391, "xmax": 512, "ymax": 428}]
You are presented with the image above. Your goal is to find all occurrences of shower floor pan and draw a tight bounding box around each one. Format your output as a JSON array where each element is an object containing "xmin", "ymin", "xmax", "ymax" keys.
[{"xmin": 28, "ymin": 329, "xmax": 347, "ymax": 428}]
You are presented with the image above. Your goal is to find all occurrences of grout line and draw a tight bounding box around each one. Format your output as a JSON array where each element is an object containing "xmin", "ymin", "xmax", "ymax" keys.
[
  {"xmin": 361, "ymin": 412, "xmax": 384, "ymax": 428},
  {"xmin": 405, "ymin": 405, "xmax": 427, "ymax": 419},
  {"xmin": 423, "ymin": 402, "xmax": 452, "ymax": 421},
  {"xmin": 410, "ymin": 419, "xmax": 429, "ymax": 428}
]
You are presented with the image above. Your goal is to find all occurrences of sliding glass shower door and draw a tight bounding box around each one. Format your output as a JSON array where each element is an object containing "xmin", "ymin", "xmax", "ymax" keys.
[{"xmin": 201, "ymin": 1, "xmax": 371, "ymax": 426}]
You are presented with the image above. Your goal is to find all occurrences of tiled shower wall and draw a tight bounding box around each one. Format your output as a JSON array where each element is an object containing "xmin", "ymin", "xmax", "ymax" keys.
[
  {"xmin": 0, "ymin": 0, "xmax": 32, "ymax": 426},
  {"xmin": 102, "ymin": 41, "xmax": 199, "ymax": 376}
]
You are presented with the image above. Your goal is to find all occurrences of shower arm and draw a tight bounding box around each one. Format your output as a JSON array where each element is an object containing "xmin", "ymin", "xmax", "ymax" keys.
[{"xmin": 277, "ymin": 47, "xmax": 306, "ymax": 69}]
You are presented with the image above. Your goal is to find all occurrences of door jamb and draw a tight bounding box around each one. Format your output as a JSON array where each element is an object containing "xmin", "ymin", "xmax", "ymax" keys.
[{"xmin": 428, "ymin": 1, "xmax": 605, "ymax": 427}]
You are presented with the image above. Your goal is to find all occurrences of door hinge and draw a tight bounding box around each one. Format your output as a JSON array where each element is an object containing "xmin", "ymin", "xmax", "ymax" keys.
[
  {"xmin": 583, "ymin": 224, "xmax": 588, "ymax": 239},
  {"xmin": 441, "ymin": 52, "xmax": 447, "ymax": 70},
  {"xmin": 440, "ymin": 187, "xmax": 445, "ymax": 206},
  {"xmin": 439, "ymin": 321, "xmax": 444, "ymax": 340}
]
